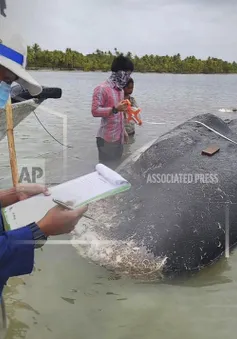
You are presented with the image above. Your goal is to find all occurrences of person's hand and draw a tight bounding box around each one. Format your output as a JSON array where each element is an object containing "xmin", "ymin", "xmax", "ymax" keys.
[
  {"xmin": 124, "ymin": 130, "xmax": 129, "ymax": 144},
  {"xmin": 16, "ymin": 183, "xmax": 50, "ymax": 201},
  {"xmin": 116, "ymin": 101, "xmax": 127, "ymax": 113},
  {"xmin": 36, "ymin": 204, "xmax": 88, "ymax": 236}
]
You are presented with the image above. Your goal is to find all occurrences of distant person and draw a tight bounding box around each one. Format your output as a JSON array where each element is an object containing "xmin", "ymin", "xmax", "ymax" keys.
[
  {"xmin": 91, "ymin": 55, "xmax": 134, "ymax": 165},
  {"xmin": 123, "ymin": 78, "xmax": 140, "ymax": 136}
]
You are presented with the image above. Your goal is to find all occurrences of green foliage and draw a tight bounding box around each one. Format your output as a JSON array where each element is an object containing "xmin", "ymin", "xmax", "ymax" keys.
[{"xmin": 26, "ymin": 45, "xmax": 237, "ymax": 74}]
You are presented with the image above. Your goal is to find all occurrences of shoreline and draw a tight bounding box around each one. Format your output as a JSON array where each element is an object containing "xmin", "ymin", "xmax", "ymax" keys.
[{"xmin": 26, "ymin": 68, "xmax": 237, "ymax": 75}]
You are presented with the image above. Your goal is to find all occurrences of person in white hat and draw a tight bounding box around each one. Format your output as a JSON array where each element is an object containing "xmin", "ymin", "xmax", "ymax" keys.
[
  {"xmin": 0, "ymin": 7, "xmax": 88, "ymax": 335},
  {"xmin": 0, "ymin": 30, "xmax": 43, "ymax": 108}
]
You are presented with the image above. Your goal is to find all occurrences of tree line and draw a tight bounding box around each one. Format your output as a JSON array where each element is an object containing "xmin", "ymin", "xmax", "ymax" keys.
[{"xmin": 27, "ymin": 44, "xmax": 237, "ymax": 74}]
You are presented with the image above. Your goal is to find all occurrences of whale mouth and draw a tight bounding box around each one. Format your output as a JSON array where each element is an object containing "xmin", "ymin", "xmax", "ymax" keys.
[{"xmin": 71, "ymin": 227, "xmax": 167, "ymax": 281}]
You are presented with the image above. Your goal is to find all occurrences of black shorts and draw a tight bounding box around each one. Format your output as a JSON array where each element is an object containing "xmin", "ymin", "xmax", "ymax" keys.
[{"xmin": 96, "ymin": 137, "xmax": 123, "ymax": 162}]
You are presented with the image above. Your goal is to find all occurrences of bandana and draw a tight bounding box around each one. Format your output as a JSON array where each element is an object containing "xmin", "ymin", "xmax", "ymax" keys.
[{"xmin": 109, "ymin": 71, "xmax": 131, "ymax": 90}]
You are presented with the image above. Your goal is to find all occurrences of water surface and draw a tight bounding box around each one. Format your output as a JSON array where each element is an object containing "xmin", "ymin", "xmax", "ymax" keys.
[{"xmin": 1, "ymin": 72, "xmax": 237, "ymax": 339}]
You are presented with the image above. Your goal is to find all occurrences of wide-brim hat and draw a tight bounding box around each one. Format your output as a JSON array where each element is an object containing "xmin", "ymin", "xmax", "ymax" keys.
[{"xmin": 0, "ymin": 32, "xmax": 42, "ymax": 96}]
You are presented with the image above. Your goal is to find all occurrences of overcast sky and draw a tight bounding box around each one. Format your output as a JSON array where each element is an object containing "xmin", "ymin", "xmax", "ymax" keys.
[{"xmin": 1, "ymin": 0, "xmax": 237, "ymax": 61}]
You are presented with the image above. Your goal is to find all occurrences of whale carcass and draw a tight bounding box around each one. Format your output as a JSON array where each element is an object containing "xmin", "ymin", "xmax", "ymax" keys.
[{"xmin": 72, "ymin": 113, "xmax": 237, "ymax": 280}]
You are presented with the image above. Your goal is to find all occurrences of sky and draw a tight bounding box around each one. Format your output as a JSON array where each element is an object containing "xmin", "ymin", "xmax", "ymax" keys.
[{"xmin": 1, "ymin": 0, "xmax": 237, "ymax": 61}]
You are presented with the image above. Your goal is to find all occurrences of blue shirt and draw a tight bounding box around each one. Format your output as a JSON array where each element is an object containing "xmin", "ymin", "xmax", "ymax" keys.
[{"xmin": 0, "ymin": 205, "xmax": 35, "ymax": 297}]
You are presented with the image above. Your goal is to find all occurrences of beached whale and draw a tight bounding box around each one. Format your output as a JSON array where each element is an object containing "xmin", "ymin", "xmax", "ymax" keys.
[{"xmin": 72, "ymin": 113, "xmax": 237, "ymax": 280}]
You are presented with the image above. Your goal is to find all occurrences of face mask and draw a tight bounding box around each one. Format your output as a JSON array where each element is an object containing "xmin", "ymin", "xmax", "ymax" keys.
[
  {"xmin": 109, "ymin": 71, "xmax": 131, "ymax": 90},
  {"xmin": 0, "ymin": 81, "xmax": 11, "ymax": 109}
]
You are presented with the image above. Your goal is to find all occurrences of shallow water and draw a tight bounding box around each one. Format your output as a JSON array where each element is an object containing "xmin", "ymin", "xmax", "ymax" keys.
[{"xmin": 1, "ymin": 72, "xmax": 237, "ymax": 339}]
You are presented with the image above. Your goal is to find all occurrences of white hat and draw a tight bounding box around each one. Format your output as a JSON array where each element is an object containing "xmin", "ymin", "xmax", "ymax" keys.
[{"xmin": 0, "ymin": 32, "xmax": 42, "ymax": 96}]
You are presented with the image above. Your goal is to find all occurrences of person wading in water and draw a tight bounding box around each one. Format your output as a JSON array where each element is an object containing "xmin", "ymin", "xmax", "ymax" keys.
[
  {"xmin": 91, "ymin": 55, "xmax": 134, "ymax": 167},
  {"xmin": 123, "ymin": 77, "xmax": 140, "ymax": 136}
]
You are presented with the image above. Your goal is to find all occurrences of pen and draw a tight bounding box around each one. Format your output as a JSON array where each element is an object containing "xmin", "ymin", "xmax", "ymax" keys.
[{"xmin": 52, "ymin": 199, "xmax": 94, "ymax": 220}]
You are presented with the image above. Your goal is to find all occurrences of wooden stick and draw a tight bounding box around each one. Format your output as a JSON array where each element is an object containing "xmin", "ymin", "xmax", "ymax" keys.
[{"xmin": 6, "ymin": 97, "xmax": 18, "ymax": 186}]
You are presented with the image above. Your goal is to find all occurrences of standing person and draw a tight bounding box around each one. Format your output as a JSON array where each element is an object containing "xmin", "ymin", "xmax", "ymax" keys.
[
  {"xmin": 0, "ymin": 30, "xmax": 88, "ymax": 334},
  {"xmin": 91, "ymin": 55, "xmax": 134, "ymax": 166},
  {"xmin": 123, "ymin": 78, "xmax": 140, "ymax": 136}
]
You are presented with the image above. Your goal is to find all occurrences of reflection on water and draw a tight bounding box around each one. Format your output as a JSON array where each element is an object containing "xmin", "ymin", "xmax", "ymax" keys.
[
  {"xmin": 3, "ymin": 244, "xmax": 237, "ymax": 339},
  {"xmin": 161, "ymin": 257, "xmax": 233, "ymax": 287},
  {"xmin": 4, "ymin": 278, "xmax": 31, "ymax": 339},
  {"xmin": 1, "ymin": 72, "xmax": 237, "ymax": 339}
]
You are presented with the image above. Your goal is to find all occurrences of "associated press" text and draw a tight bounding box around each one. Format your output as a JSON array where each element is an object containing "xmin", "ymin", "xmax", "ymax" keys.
[{"xmin": 146, "ymin": 173, "xmax": 219, "ymax": 184}]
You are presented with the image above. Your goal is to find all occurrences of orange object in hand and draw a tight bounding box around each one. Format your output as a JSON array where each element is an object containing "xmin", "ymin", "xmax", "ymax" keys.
[{"xmin": 122, "ymin": 99, "xmax": 142, "ymax": 126}]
